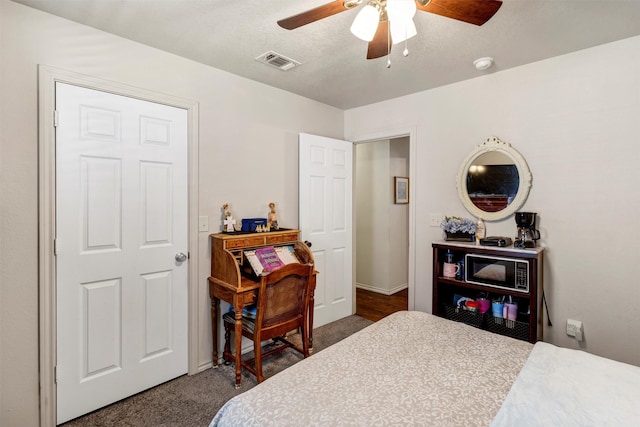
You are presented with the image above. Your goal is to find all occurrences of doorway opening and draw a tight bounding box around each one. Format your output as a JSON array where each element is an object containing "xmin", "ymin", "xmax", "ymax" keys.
[{"xmin": 354, "ymin": 136, "xmax": 410, "ymax": 321}]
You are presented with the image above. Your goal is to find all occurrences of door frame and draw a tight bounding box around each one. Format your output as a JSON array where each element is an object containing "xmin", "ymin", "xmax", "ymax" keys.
[
  {"xmin": 37, "ymin": 65, "xmax": 200, "ymax": 427},
  {"xmin": 350, "ymin": 126, "xmax": 417, "ymax": 311}
]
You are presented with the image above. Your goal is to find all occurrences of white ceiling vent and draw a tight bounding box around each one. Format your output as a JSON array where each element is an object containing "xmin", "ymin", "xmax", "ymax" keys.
[{"xmin": 256, "ymin": 51, "xmax": 301, "ymax": 71}]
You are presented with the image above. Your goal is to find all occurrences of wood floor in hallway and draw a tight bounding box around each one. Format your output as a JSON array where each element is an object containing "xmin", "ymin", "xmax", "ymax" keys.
[{"xmin": 355, "ymin": 288, "xmax": 408, "ymax": 322}]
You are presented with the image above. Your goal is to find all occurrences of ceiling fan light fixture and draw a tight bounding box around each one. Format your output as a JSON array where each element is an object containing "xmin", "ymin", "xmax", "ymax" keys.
[
  {"xmin": 473, "ymin": 57, "xmax": 494, "ymax": 71},
  {"xmin": 277, "ymin": 0, "xmax": 504, "ymax": 62},
  {"xmin": 390, "ymin": 18, "xmax": 417, "ymax": 44},
  {"xmin": 386, "ymin": 0, "xmax": 417, "ymax": 21},
  {"xmin": 350, "ymin": 3, "xmax": 381, "ymax": 41}
]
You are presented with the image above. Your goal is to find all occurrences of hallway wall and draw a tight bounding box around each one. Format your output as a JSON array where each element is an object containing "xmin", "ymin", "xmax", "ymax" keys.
[{"xmin": 355, "ymin": 138, "xmax": 409, "ymax": 295}]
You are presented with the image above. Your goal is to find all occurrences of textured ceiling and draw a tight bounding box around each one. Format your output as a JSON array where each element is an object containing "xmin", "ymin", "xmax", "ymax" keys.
[{"xmin": 12, "ymin": 0, "xmax": 640, "ymax": 109}]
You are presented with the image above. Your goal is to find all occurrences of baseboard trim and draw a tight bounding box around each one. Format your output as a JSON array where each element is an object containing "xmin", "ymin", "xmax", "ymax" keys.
[
  {"xmin": 356, "ymin": 283, "xmax": 408, "ymax": 296},
  {"xmin": 198, "ymin": 361, "xmax": 213, "ymax": 372}
]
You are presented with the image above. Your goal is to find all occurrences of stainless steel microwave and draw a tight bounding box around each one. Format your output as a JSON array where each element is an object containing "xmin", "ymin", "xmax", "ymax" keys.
[{"xmin": 464, "ymin": 254, "xmax": 529, "ymax": 293}]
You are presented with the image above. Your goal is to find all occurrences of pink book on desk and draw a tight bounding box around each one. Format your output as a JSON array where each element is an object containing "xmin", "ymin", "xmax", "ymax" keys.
[{"xmin": 255, "ymin": 246, "xmax": 285, "ymax": 272}]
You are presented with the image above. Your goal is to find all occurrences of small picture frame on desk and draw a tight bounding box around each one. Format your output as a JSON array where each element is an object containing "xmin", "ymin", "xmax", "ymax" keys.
[{"xmin": 394, "ymin": 177, "xmax": 409, "ymax": 204}]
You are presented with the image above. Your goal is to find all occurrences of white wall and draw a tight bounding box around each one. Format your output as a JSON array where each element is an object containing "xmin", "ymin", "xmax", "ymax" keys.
[
  {"xmin": 346, "ymin": 35, "xmax": 640, "ymax": 367},
  {"xmin": 0, "ymin": 1, "xmax": 343, "ymax": 425},
  {"xmin": 389, "ymin": 139, "xmax": 409, "ymax": 291},
  {"xmin": 355, "ymin": 141, "xmax": 388, "ymax": 291},
  {"xmin": 355, "ymin": 139, "xmax": 409, "ymax": 295}
]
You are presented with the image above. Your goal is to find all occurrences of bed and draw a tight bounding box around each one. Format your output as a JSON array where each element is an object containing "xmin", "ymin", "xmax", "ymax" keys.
[{"xmin": 210, "ymin": 311, "xmax": 640, "ymax": 426}]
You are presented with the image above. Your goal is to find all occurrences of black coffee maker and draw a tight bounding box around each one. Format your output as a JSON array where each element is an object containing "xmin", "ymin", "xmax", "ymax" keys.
[{"xmin": 514, "ymin": 212, "xmax": 540, "ymax": 248}]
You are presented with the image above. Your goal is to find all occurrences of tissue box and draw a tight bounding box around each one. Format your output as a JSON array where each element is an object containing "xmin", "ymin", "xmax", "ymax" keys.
[{"xmin": 241, "ymin": 218, "xmax": 267, "ymax": 232}]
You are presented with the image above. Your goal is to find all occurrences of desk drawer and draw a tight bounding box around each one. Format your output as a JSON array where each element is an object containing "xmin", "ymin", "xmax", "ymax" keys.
[
  {"xmin": 266, "ymin": 235, "xmax": 283, "ymax": 244},
  {"xmin": 241, "ymin": 292, "xmax": 256, "ymax": 305},
  {"xmin": 266, "ymin": 232, "xmax": 299, "ymax": 244},
  {"xmin": 225, "ymin": 236, "xmax": 265, "ymax": 249}
]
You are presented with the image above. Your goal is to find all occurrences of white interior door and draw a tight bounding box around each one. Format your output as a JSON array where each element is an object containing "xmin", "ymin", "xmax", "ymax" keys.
[
  {"xmin": 56, "ymin": 83, "xmax": 188, "ymax": 423},
  {"xmin": 299, "ymin": 133, "xmax": 353, "ymax": 327}
]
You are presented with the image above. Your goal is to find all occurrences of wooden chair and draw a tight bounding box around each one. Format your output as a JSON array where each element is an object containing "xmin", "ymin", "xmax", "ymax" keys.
[{"xmin": 222, "ymin": 262, "xmax": 314, "ymax": 383}]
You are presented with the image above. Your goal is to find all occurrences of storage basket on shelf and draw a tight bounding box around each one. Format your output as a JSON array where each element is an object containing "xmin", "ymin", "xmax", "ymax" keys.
[
  {"xmin": 441, "ymin": 303, "xmax": 486, "ymax": 329},
  {"xmin": 486, "ymin": 315, "xmax": 530, "ymax": 341}
]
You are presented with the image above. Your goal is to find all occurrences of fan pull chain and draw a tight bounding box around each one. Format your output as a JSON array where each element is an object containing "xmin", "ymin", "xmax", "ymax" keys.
[
  {"xmin": 386, "ymin": 20, "xmax": 392, "ymax": 68},
  {"xmin": 403, "ymin": 25, "xmax": 409, "ymax": 57}
]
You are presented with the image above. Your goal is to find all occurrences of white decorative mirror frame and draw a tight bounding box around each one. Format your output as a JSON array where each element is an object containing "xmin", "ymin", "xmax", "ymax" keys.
[{"xmin": 456, "ymin": 136, "xmax": 532, "ymax": 221}]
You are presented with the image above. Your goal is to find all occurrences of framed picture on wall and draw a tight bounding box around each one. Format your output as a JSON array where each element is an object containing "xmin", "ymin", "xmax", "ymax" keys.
[{"xmin": 394, "ymin": 177, "xmax": 409, "ymax": 204}]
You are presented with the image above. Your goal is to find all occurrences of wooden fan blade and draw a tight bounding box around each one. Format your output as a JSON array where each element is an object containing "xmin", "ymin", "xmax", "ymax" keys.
[
  {"xmin": 367, "ymin": 20, "xmax": 391, "ymax": 60},
  {"xmin": 416, "ymin": 0, "xmax": 503, "ymax": 26},
  {"xmin": 278, "ymin": 1, "xmax": 355, "ymax": 30}
]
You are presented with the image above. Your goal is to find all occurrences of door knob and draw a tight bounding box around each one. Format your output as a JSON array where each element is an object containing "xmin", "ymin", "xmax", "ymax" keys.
[{"xmin": 175, "ymin": 252, "xmax": 187, "ymax": 262}]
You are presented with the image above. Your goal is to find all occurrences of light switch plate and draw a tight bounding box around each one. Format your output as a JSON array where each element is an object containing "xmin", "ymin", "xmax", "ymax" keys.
[
  {"xmin": 429, "ymin": 213, "xmax": 443, "ymax": 227},
  {"xmin": 199, "ymin": 216, "xmax": 209, "ymax": 232}
]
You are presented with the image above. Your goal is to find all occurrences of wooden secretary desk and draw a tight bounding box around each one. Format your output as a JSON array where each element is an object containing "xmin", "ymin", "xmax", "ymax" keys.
[{"xmin": 208, "ymin": 229, "xmax": 315, "ymax": 387}]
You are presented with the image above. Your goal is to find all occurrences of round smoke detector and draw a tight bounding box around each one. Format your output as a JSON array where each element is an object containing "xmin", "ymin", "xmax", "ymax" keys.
[{"xmin": 473, "ymin": 57, "xmax": 494, "ymax": 71}]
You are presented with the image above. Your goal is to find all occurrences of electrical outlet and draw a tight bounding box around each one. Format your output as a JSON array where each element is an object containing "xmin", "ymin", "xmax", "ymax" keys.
[
  {"xmin": 566, "ymin": 322, "xmax": 576, "ymax": 337},
  {"xmin": 430, "ymin": 213, "xmax": 443, "ymax": 227},
  {"xmin": 566, "ymin": 319, "xmax": 583, "ymax": 341}
]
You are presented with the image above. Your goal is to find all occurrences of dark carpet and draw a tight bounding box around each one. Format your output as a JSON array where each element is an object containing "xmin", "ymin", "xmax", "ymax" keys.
[{"xmin": 61, "ymin": 315, "xmax": 373, "ymax": 427}]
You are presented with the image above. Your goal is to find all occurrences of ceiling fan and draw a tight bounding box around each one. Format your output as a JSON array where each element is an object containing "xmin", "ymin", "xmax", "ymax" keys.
[{"xmin": 277, "ymin": 0, "xmax": 503, "ymax": 60}]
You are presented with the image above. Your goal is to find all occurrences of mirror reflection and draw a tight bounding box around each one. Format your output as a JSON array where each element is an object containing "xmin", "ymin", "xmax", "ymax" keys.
[
  {"xmin": 466, "ymin": 152, "xmax": 519, "ymax": 213},
  {"xmin": 456, "ymin": 136, "xmax": 532, "ymax": 221}
]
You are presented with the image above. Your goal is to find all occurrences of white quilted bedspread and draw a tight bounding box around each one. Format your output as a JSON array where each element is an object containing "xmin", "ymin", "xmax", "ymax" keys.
[
  {"xmin": 492, "ymin": 341, "xmax": 640, "ymax": 427},
  {"xmin": 210, "ymin": 310, "xmax": 533, "ymax": 427}
]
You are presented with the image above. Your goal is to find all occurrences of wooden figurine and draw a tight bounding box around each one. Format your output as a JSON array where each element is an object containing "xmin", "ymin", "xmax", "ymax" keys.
[
  {"xmin": 268, "ymin": 202, "xmax": 279, "ymax": 230},
  {"xmin": 222, "ymin": 203, "xmax": 236, "ymax": 232}
]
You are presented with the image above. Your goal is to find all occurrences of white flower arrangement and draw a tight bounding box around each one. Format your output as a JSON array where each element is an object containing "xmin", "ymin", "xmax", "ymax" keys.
[{"xmin": 440, "ymin": 216, "xmax": 477, "ymax": 234}]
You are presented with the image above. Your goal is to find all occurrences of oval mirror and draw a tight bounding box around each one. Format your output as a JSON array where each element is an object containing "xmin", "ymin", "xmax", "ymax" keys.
[{"xmin": 456, "ymin": 136, "xmax": 532, "ymax": 221}]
